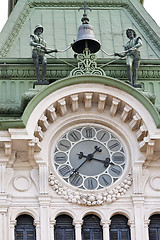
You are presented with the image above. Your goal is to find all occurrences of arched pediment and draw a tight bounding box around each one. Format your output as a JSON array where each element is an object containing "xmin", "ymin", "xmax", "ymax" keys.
[{"xmin": 23, "ymin": 75, "xmax": 159, "ymax": 160}]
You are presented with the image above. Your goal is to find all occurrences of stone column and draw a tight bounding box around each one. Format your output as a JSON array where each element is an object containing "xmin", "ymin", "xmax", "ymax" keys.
[
  {"xmin": 128, "ymin": 220, "xmax": 136, "ymax": 240},
  {"xmin": 34, "ymin": 220, "xmax": 41, "ymax": 240},
  {"xmin": 132, "ymin": 195, "xmax": 145, "ymax": 239},
  {"xmin": 50, "ymin": 220, "xmax": 56, "ymax": 240},
  {"xmin": 10, "ymin": 220, "xmax": 16, "ymax": 240},
  {"xmin": 101, "ymin": 220, "xmax": 110, "ymax": 240},
  {"xmin": 144, "ymin": 220, "xmax": 150, "ymax": 240},
  {"xmin": 73, "ymin": 220, "xmax": 83, "ymax": 240}
]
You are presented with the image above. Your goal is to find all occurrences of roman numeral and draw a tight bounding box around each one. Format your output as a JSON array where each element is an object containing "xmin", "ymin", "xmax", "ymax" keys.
[
  {"xmin": 85, "ymin": 128, "xmax": 93, "ymax": 138},
  {"xmin": 102, "ymin": 176, "xmax": 109, "ymax": 185},
  {"xmin": 55, "ymin": 156, "xmax": 66, "ymax": 162},
  {"xmin": 110, "ymin": 167, "xmax": 121, "ymax": 176},
  {"xmin": 100, "ymin": 132, "xmax": 106, "ymax": 140},
  {"xmin": 69, "ymin": 131, "xmax": 80, "ymax": 141},
  {"xmin": 70, "ymin": 175, "xmax": 82, "ymax": 186},
  {"xmin": 59, "ymin": 142, "xmax": 70, "ymax": 149},
  {"xmin": 113, "ymin": 155, "xmax": 124, "ymax": 163},
  {"xmin": 59, "ymin": 165, "xmax": 71, "ymax": 177},
  {"xmin": 109, "ymin": 142, "xmax": 119, "ymax": 150}
]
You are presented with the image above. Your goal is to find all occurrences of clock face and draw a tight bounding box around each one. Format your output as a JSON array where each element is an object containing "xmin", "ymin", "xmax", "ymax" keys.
[{"xmin": 53, "ymin": 126, "xmax": 126, "ymax": 190}]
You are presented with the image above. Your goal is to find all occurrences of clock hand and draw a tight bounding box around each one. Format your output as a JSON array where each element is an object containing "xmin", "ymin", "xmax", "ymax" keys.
[
  {"xmin": 71, "ymin": 146, "xmax": 102, "ymax": 177},
  {"xmin": 70, "ymin": 146, "xmax": 103, "ymax": 177},
  {"xmin": 69, "ymin": 156, "xmax": 90, "ymax": 177},
  {"xmin": 77, "ymin": 146, "xmax": 102, "ymax": 160},
  {"xmin": 92, "ymin": 157, "xmax": 115, "ymax": 167}
]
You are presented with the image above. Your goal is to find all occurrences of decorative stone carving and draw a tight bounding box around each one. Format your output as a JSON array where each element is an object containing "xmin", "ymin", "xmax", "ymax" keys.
[
  {"xmin": 150, "ymin": 175, "xmax": 160, "ymax": 191},
  {"xmin": 13, "ymin": 175, "xmax": 31, "ymax": 191},
  {"xmin": 48, "ymin": 173, "xmax": 132, "ymax": 206}
]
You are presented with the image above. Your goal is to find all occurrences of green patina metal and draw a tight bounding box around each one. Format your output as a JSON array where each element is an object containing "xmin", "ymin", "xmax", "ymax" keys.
[
  {"xmin": 1, "ymin": 59, "xmax": 160, "ymax": 110},
  {"xmin": 1, "ymin": 0, "xmax": 160, "ymax": 59}
]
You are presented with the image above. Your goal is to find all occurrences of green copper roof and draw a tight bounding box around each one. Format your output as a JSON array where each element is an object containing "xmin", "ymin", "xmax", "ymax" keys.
[{"xmin": 0, "ymin": 0, "xmax": 160, "ymax": 59}]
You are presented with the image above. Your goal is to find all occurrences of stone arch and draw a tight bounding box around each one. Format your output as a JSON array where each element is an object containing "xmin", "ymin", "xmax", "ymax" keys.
[
  {"xmin": 51, "ymin": 208, "xmax": 77, "ymax": 221},
  {"xmin": 109, "ymin": 208, "xmax": 134, "ymax": 222},
  {"xmin": 81, "ymin": 209, "xmax": 104, "ymax": 221},
  {"xmin": 23, "ymin": 76, "xmax": 158, "ymax": 163},
  {"xmin": 145, "ymin": 208, "xmax": 160, "ymax": 221},
  {"xmin": 11, "ymin": 208, "xmax": 39, "ymax": 222}
]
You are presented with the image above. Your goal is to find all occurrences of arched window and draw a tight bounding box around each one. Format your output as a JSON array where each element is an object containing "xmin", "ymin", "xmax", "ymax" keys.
[
  {"xmin": 82, "ymin": 214, "xmax": 103, "ymax": 240},
  {"xmin": 149, "ymin": 214, "xmax": 160, "ymax": 240},
  {"xmin": 110, "ymin": 214, "xmax": 131, "ymax": 240},
  {"xmin": 15, "ymin": 214, "xmax": 36, "ymax": 240},
  {"xmin": 54, "ymin": 214, "xmax": 75, "ymax": 240}
]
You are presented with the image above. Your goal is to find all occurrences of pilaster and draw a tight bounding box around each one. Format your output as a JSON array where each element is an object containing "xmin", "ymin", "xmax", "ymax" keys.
[
  {"xmin": 38, "ymin": 196, "xmax": 51, "ymax": 240},
  {"xmin": 0, "ymin": 208, "xmax": 8, "ymax": 240},
  {"xmin": 132, "ymin": 195, "xmax": 145, "ymax": 240}
]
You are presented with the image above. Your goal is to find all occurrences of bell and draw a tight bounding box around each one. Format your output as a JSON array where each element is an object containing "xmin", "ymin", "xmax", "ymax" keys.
[{"xmin": 72, "ymin": 23, "xmax": 101, "ymax": 54}]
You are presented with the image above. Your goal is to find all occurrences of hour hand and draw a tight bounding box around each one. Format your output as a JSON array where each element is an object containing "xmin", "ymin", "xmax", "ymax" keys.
[{"xmin": 77, "ymin": 152, "xmax": 86, "ymax": 159}]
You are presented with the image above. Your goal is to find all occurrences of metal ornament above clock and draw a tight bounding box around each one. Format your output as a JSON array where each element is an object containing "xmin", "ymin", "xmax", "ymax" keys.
[{"xmin": 53, "ymin": 126, "xmax": 126, "ymax": 191}]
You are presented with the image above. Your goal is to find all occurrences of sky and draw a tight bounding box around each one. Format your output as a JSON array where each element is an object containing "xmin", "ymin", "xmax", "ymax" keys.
[{"xmin": 0, "ymin": 0, "xmax": 160, "ymax": 32}]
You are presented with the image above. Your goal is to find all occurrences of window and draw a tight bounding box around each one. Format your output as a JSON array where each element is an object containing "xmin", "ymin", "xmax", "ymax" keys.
[
  {"xmin": 149, "ymin": 214, "xmax": 160, "ymax": 240},
  {"xmin": 110, "ymin": 214, "xmax": 131, "ymax": 240},
  {"xmin": 54, "ymin": 214, "xmax": 75, "ymax": 240},
  {"xmin": 15, "ymin": 214, "xmax": 36, "ymax": 240},
  {"xmin": 82, "ymin": 214, "xmax": 103, "ymax": 240}
]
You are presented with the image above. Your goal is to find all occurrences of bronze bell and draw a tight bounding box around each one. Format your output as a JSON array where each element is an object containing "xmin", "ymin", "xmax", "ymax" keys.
[{"xmin": 72, "ymin": 23, "xmax": 101, "ymax": 54}]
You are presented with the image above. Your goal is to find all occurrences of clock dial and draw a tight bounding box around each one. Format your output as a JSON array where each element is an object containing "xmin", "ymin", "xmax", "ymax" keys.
[{"xmin": 53, "ymin": 126, "xmax": 126, "ymax": 190}]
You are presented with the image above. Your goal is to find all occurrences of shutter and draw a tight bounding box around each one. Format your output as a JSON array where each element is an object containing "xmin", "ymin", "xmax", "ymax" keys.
[
  {"xmin": 82, "ymin": 215, "xmax": 103, "ymax": 240},
  {"xmin": 110, "ymin": 215, "xmax": 131, "ymax": 240},
  {"xmin": 149, "ymin": 228, "xmax": 158, "ymax": 240},
  {"xmin": 149, "ymin": 214, "xmax": 160, "ymax": 240},
  {"xmin": 15, "ymin": 231, "xmax": 23, "ymax": 240},
  {"xmin": 93, "ymin": 229, "xmax": 103, "ymax": 240},
  {"xmin": 82, "ymin": 230, "xmax": 91, "ymax": 240},
  {"xmin": 54, "ymin": 229, "xmax": 64, "ymax": 240},
  {"xmin": 110, "ymin": 230, "xmax": 119, "ymax": 240},
  {"xmin": 66, "ymin": 229, "xmax": 75, "ymax": 240},
  {"xmin": 15, "ymin": 215, "xmax": 36, "ymax": 240},
  {"xmin": 121, "ymin": 229, "xmax": 130, "ymax": 240},
  {"xmin": 54, "ymin": 215, "xmax": 75, "ymax": 240},
  {"xmin": 27, "ymin": 230, "xmax": 36, "ymax": 240}
]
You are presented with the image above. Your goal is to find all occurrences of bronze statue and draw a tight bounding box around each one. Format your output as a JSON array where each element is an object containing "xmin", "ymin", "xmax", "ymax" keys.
[
  {"xmin": 30, "ymin": 25, "xmax": 57, "ymax": 83},
  {"xmin": 115, "ymin": 29, "xmax": 142, "ymax": 87}
]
